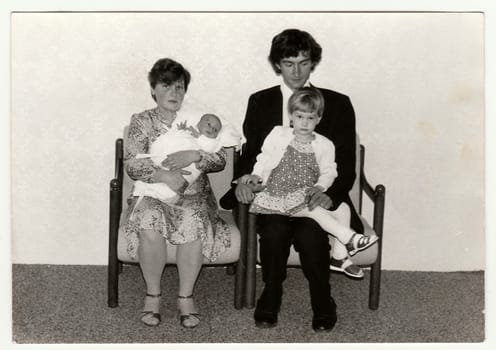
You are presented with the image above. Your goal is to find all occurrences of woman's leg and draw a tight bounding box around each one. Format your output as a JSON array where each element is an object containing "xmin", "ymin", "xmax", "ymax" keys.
[
  {"xmin": 176, "ymin": 238, "xmax": 203, "ymax": 296},
  {"xmin": 176, "ymin": 238, "xmax": 203, "ymax": 327},
  {"xmin": 138, "ymin": 229, "xmax": 168, "ymax": 326}
]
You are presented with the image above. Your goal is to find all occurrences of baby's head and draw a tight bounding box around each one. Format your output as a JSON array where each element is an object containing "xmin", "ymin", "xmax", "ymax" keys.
[{"xmin": 197, "ymin": 113, "xmax": 222, "ymax": 139}]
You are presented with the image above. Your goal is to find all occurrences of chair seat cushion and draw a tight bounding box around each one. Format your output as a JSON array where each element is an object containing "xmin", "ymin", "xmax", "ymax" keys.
[{"xmin": 117, "ymin": 210, "xmax": 241, "ymax": 264}]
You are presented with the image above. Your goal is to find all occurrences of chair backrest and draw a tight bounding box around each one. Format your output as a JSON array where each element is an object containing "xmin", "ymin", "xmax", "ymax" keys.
[
  {"xmin": 207, "ymin": 148, "xmax": 237, "ymax": 206},
  {"xmin": 349, "ymin": 134, "xmax": 361, "ymax": 212}
]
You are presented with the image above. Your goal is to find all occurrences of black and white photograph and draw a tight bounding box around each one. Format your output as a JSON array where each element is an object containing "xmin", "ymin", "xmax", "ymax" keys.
[{"xmin": 3, "ymin": 0, "xmax": 494, "ymax": 349}]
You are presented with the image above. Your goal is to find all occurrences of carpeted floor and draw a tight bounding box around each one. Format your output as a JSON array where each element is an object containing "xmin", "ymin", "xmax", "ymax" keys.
[{"xmin": 11, "ymin": 264, "xmax": 484, "ymax": 343}]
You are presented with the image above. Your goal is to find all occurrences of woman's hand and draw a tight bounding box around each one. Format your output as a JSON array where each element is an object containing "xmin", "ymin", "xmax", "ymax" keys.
[
  {"xmin": 161, "ymin": 150, "xmax": 201, "ymax": 171},
  {"xmin": 306, "ymin": 186, "xmax": 333, "ymax": 211},
  {"xmin": 152, "ymin": 168, "xmax": 189, "ymax": 192}
]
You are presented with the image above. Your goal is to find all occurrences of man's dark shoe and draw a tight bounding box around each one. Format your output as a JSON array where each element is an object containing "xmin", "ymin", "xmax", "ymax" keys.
[
  {"xmin": 312, "ymin": 314, "xmax": 337, "ymax": 332},
  {"xmin": 254, "ymin": 309, "xmax": 278, "ymax": 328}
]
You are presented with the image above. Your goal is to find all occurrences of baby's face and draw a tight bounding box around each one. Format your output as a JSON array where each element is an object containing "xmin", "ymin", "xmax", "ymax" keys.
[{"xmin": 197, "ymin": 114, "xmax": 222, "ymax": 139}]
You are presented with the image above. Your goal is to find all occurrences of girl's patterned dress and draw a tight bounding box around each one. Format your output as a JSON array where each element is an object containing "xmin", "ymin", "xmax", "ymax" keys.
[
  {"xmin": 250, "ymin": 137, "xmax": 320, "ymax": 216},
  {"xmin": 122, "ymin": 107, "xmax": 231, "ymax": 262}
]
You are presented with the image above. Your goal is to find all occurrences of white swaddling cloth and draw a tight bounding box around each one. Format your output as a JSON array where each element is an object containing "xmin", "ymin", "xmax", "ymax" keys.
[{"xmin": 130, "ymin": 116, "xmax": 244, "ymax": 217}]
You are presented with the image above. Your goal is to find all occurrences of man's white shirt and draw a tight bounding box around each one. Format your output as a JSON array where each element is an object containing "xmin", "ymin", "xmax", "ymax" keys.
[{"xmin": 280, "ymin": 81, "xmax": 311, "ymax": 127}]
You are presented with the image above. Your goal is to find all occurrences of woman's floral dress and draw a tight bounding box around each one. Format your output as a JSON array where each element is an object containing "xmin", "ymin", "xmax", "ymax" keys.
[{"xmin": 122, "ymin": 107, "xmax": 231, "ymax": 262}]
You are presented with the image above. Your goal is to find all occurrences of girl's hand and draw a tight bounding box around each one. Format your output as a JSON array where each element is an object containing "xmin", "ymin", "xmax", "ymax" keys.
[
  {"xmin": 161, "ymin": 150, "xmax": 201, "ymax": 171},
  {"xmin": 306, "ymin": 186, "xmax": 333, "ymax": 211},
  {"xmin": 239, "ymin": 174, "xmax": 263, "ymax": 185}
]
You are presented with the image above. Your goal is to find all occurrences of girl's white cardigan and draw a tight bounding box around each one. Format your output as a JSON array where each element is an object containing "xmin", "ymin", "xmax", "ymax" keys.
[{"xmin": 252, "ymin": 126, "xmax": 338, "ymax": 191}]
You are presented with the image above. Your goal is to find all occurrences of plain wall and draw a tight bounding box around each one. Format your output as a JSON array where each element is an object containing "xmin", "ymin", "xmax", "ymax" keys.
[{"xmin": 11, "ymin": 12, "xmax": 484, "ymax": 270}]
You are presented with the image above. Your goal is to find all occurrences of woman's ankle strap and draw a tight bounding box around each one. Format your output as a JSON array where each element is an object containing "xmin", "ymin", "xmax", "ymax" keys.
[{"xmin": 178, "ymin": 294, "xmax": 193, "ymax": 299}]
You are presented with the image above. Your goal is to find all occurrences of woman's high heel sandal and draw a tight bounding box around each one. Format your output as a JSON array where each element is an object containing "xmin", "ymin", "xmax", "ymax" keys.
[
  {"xmin": 177, "ymin": 295, "xmax": 201, "ymax": 329},
  {"xmin": 140, "ymin": 293, "xmax": 162, "ymax": 327},
  {"xmin": 345, "ymin": 233, "xmax": 379, "ymax": 256}
]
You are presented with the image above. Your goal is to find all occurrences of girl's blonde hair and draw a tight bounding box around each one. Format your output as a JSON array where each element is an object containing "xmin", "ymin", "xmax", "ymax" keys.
[{"xmin": 288, "ymin": 87, "xmax": 325, "ymax": 117}]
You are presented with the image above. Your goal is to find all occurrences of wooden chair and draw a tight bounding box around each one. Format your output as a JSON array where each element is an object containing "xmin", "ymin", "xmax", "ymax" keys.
[
  {"xmin": 108, "ymin": 137, "xmax": 246, "ymax": 309},
  {"xmin": 241, "ymin": 135, "xmax": 386, "ymax": 310}
]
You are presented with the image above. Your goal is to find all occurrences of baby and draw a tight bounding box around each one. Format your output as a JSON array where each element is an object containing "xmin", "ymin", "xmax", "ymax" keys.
[{"xmin": 132, "ymin": 113, "xmax": 224, "ymax": 204}]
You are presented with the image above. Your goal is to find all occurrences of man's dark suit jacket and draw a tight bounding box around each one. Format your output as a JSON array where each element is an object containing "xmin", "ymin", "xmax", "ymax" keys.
[{"xmin": 221, "ymin": 85, "xmax": 363, "ymax": 232}]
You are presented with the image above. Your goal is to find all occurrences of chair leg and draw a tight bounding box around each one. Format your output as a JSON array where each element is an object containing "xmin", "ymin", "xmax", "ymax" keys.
[
  {"xmin": 108, "ymin": 180, "xmax": 121, "ymax": 308},
  {"xmin": 369, "ymin": 184, "xmax": 385, "ymax": 310},
  {"xmin": 226, "ymin": 264, "xmax": 236, "ymax": 275},
  {"xmin": 234, "ymin": 262, "xmax": 244, "ymax": 310},
  {"xmin": 234, "ymin": 205, "xmax": 247, "ymax": 309},
  {"xmin": 368, "ymin": 261, "xmax": 381, "ymax": 310},
  {"xmin": 108, "ymin": 263, "xmax": 119, "ymax": 308},
  {"xmin": 245, "ymin": 211, "xmax": 258, "ymax": 309}
]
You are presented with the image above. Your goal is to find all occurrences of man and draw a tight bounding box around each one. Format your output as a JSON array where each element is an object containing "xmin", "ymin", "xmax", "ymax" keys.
[{"xmin": 221, "ymin": 29, "xmax": 363, "ymax": 332}]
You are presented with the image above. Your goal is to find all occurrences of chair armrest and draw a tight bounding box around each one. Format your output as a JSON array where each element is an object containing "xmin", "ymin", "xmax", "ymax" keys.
[
  {"xmin": 115, "ymin": 138, "xmax": 124, "ymax": 181},
  {"xmin": 109, "ymin": 178, "xmax": 123, "ymax": 250},
  {"xmin": 360, "ymin": 172, "xmax": 386, "ymax": 239},
  {"xmin": 359, "ymin": 145, "xmax": 385, "ymax": 238},
  {"xmin": 110, "ymin": 178, "xmax": 121, "ymax": 192}
]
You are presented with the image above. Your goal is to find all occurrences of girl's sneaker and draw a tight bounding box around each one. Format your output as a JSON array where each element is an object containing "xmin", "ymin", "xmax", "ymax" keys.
[{"xmin": 345, "ymin": 233, "xmax": 379, "ymax": 256}]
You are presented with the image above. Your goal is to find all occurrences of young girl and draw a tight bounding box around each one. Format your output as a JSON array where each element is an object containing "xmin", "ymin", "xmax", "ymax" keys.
[{"xmin": 240, "ymin": 87, "xmax": 378, "ymax": 257}]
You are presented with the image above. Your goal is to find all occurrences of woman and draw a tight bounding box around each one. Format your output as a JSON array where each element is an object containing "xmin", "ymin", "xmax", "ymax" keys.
[{"xmin": 122, "ymin": 58, "xmax": 231, "ymax": 328}]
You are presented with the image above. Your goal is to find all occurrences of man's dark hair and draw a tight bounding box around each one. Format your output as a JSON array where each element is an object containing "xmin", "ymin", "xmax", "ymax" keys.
[{"xmin": 268, "ymin": 29, "xmax": 322, "ymax": 74}]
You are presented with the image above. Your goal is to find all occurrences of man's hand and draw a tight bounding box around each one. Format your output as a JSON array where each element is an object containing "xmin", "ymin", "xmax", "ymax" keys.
[
  {"xmin": 234, "ymin": 174, "xmax": 266, "ymax": 204},
  {"xmin": 306, "ymin": 186, "xmax": 333, "ymax": 211},
  {"xmin": 235, "ymin": 183, "xmax": 256, "ymax": 204}
]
